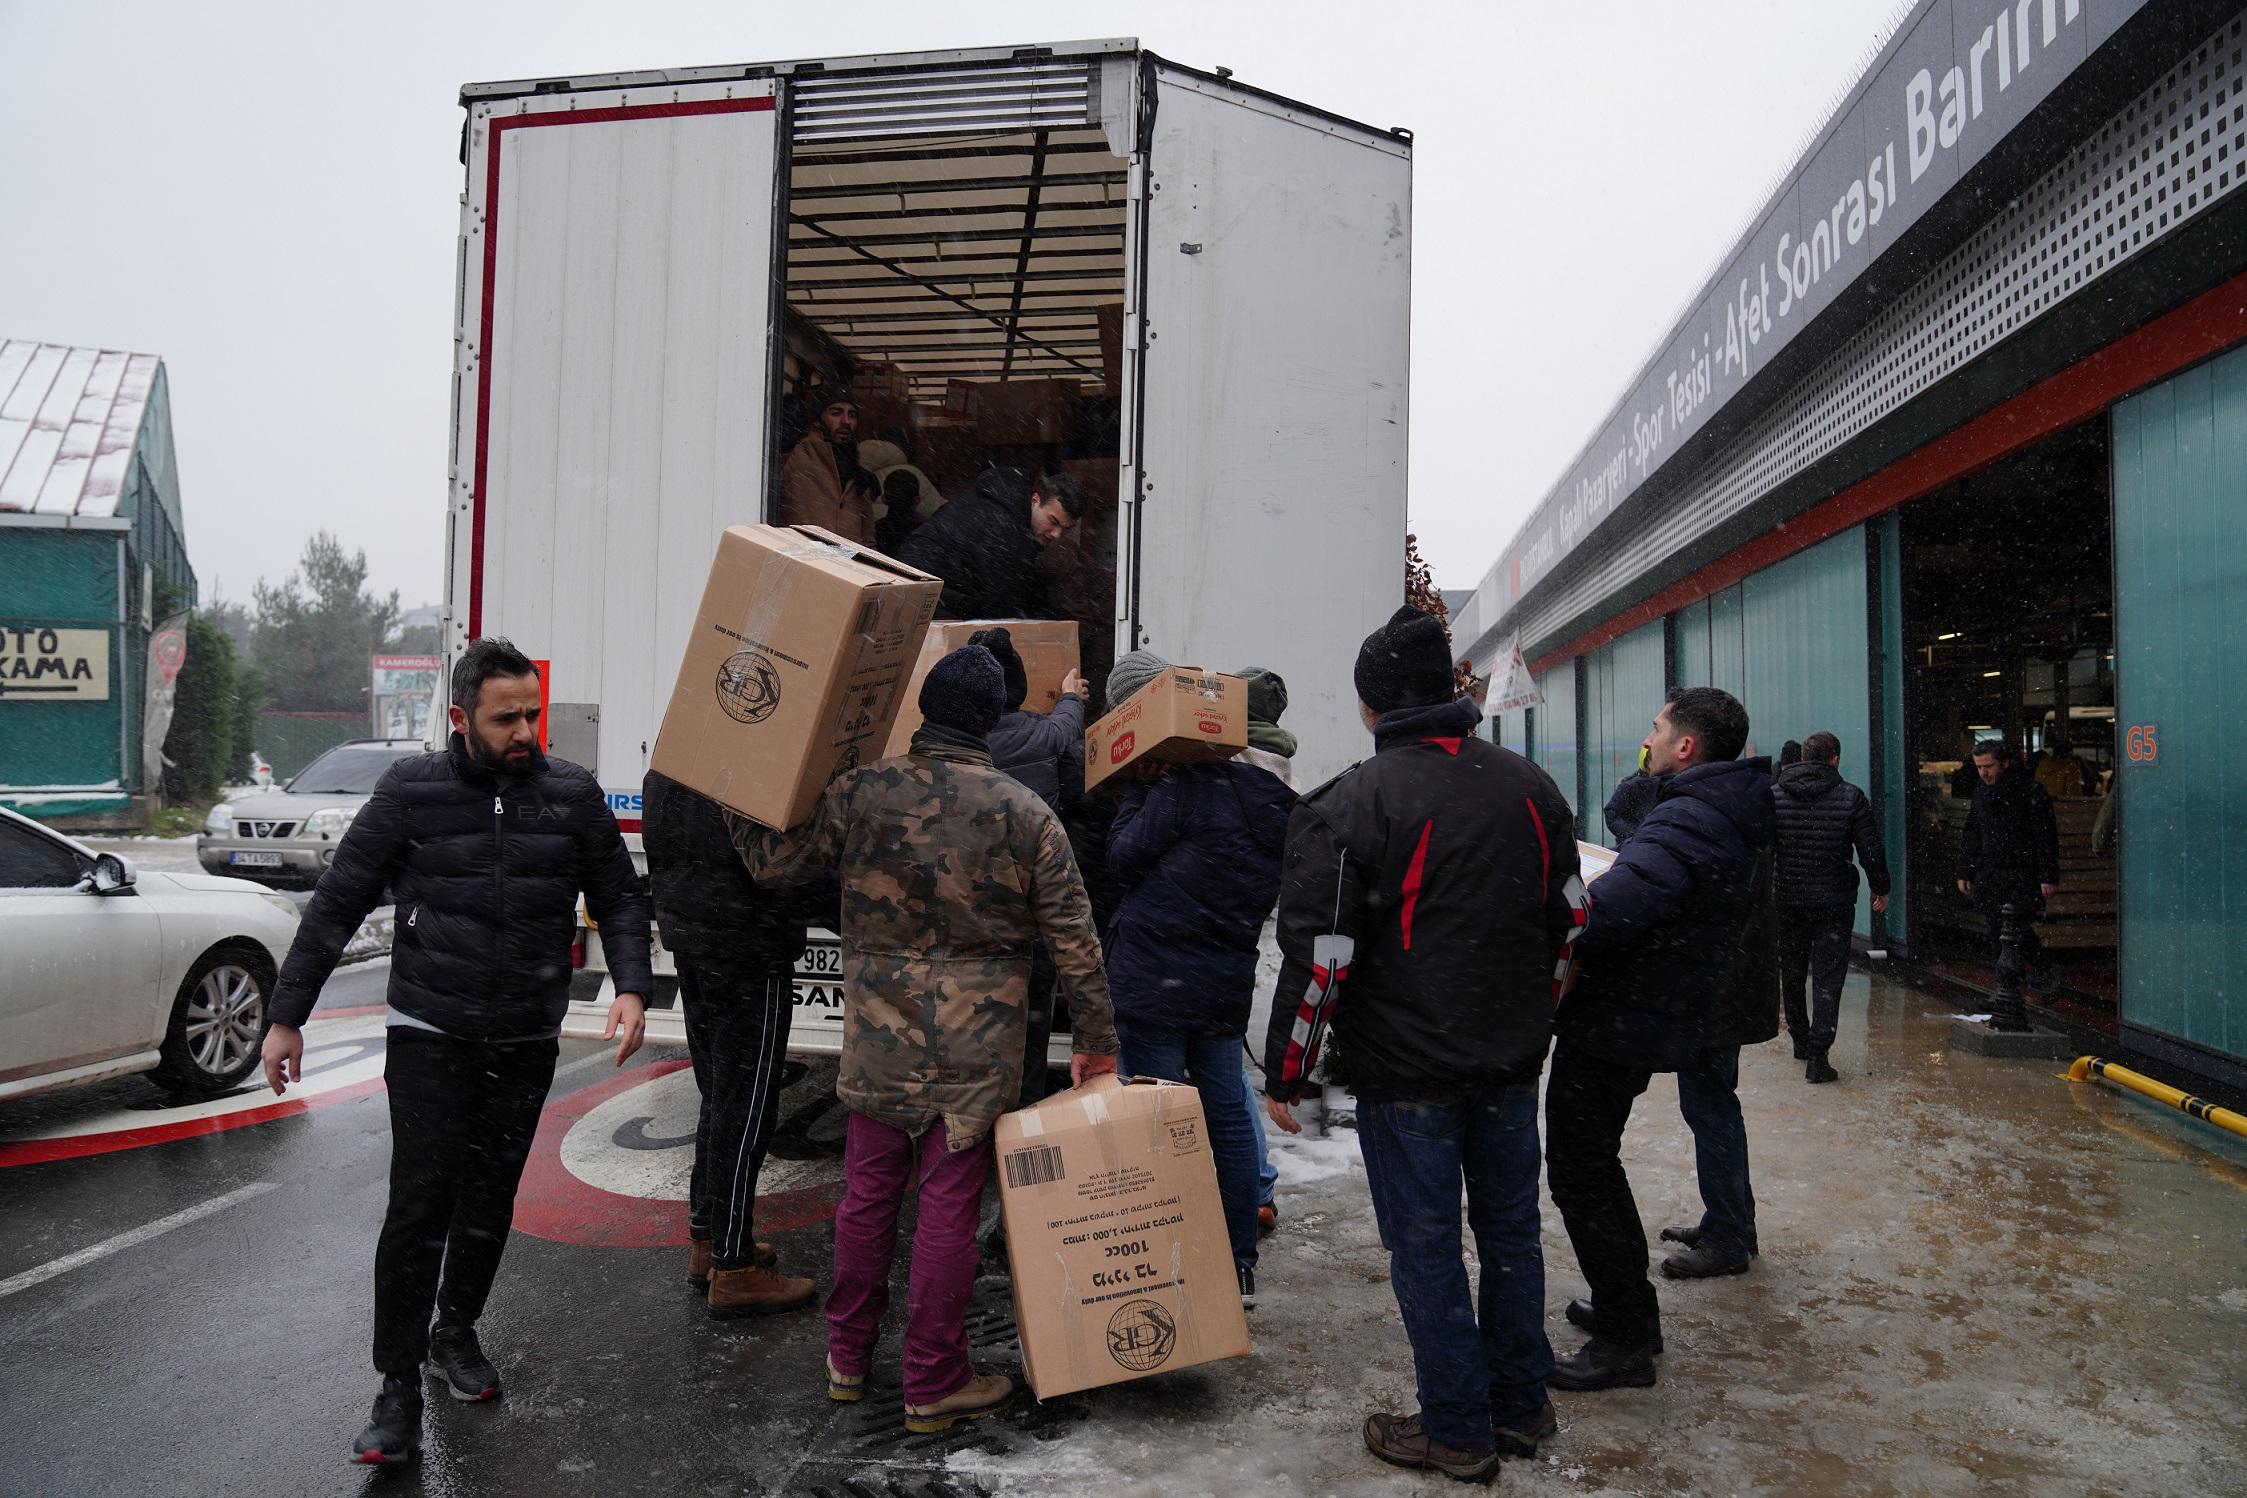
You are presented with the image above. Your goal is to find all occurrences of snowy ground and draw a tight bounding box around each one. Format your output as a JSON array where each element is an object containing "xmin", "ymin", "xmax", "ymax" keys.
[{"xmin": 971, "ymin": 964, "xmax": 2247, "ymax": 1497}]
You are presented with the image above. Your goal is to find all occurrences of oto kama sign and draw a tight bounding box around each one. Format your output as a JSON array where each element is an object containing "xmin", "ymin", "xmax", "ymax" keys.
[{"xmin": 0, "ymin": 626, "xmax": 110, "ymax": 701}]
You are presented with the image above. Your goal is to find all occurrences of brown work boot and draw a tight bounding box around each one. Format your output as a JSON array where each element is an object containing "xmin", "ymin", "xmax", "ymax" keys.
[
  {"xmin": 706, "ymin": 1263, "xmax": 816, "ymax": 1319},
  {"xmin": 1363, "ymin": 1412, "xmax": 1500, "ymax": 1484},
  {"xmin": 902, "ymin": 1373, "xmax": 1014, "ymax": 1433},
  {"xmin": 1493, "ymin": 1399, "xmax": 1558, "ymax": 1459},
  {"xmin": 686, "ymin": 1238, "xmax": 712, "ymax": 1289}
]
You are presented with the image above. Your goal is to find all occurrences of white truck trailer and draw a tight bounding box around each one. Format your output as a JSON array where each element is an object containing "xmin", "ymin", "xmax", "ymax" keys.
[{"xmin": 441, "ymin": 40, "xmax": 1412, "ymax": 1051}]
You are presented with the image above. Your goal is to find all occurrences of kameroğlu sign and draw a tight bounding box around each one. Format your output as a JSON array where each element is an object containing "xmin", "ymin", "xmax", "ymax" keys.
[{"xmin": 1471, "ymin": 0, "xmax": 2146, "ymax": 635}]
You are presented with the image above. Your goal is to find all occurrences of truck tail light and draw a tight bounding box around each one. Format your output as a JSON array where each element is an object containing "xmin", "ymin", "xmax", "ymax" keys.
[{"xmin": 570, "ymin": 932, "xmax": 587, "ymax": 970}]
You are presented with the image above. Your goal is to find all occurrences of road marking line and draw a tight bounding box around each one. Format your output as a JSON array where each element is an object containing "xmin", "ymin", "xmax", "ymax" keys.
[{"xmin": 0, "ymin": 1182, "xmax": 279, "ymax": 1301}]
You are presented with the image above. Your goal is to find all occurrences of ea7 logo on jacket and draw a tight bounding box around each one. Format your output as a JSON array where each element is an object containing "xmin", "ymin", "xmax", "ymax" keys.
[{"xmin": 513, "ymin": 803, "xmax": 571, "ymax": 822}]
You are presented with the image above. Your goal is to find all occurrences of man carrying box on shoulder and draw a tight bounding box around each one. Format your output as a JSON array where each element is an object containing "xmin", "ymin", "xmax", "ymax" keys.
[
  {"xmin": 1264, "ymin": 606, "xmax": 1586, "ymax": 1484},
  {"xmin": 731, "ymin": 643, "xmax": 1119, "ymax": 1434}
]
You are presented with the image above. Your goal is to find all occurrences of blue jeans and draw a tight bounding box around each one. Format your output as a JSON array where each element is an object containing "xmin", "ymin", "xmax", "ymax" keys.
[
  {"xmin": 1245, "ymin": 1059, "xmax": 1277, "ymax": 1207},
  {"xmin": 1118, "ymin": 1023, "xmax": 1260, "ymax": 1271},
  {"xmin": 1675, "ymin": 1045, "xmax": 1757, "ymax": 1257},
  {"xmin": 1358, "ymin": 1084, "xmax": 1551, "ymax": 1450}
]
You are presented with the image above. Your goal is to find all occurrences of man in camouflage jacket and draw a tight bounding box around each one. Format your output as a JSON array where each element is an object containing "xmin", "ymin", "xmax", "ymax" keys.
[{"xmin": 731, "ymin": 643, "xmax": 1115, "ymax": 1427}]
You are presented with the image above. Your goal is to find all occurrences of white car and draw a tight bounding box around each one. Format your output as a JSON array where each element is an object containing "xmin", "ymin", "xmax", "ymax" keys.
[{"xmin": 0, "ymin": 806, "xmax": 303, "ymax": 1103}]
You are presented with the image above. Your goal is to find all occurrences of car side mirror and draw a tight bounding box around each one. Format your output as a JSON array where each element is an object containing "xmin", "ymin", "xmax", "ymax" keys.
[{"xmin": 84, "ymin": 852, "xmax": 137, "ymax": 896}]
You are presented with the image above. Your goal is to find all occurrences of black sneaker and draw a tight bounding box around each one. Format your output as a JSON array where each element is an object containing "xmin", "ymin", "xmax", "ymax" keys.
[
  {"xmin": 1237, "ymin": 1264, "xmax": 1258, "ymax": 1310},
  {"xmin": 1548, "ymin": 1336, "xmax": 1658, "ymax": 1392},
  {"xmin": 1806, "ymin": 1054, "xmax": 1840, "ymax": 1085},
  {"xmin": 428, "ymin": 1323, "xmax": 501, "ymax": 1402},
  {"xmin": 351, "ymin": 1374, "xmax": 423, "ymax": 1465},
  {"xmin": 1660, "ymin": 1242, "xmax": 1753, "ymax": 1279}
]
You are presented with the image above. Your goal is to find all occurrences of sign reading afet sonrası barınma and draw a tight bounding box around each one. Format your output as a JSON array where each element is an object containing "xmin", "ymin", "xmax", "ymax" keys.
[{"xmin": 1471, "ymin": 0, "xmax": 2142, "ymax": 635}]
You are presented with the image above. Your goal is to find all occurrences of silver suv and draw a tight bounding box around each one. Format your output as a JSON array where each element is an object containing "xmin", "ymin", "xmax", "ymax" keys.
[{"xmin": 197, "ymin": 739, "xmax": 424, "ymax": 887}]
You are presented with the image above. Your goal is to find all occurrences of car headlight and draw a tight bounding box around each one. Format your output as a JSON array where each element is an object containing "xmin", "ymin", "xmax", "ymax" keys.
[
  {"xmin": 259, "ymin": 892, "xmax": 302, "ymax": 921},
  {"xmin": 303, "ymin": 807, "xmax": 358, "ymax": 838},
  {"xmin": 204, "ymin": 803, "xmax": 234, "ymax": 835}
]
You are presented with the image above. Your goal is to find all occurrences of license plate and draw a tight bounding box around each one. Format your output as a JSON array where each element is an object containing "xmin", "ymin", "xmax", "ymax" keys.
[
  {"xmin": 228, "ymin": 851, "xmax": 284, "ymax": 868},
  {"xmin": 796, "ymin": 943, "xmax": 842, "ymax": 978}
]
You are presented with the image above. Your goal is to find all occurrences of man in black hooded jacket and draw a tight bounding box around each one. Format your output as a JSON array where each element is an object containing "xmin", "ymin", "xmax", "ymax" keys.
[
  {"xmin": 1772, "ymin": 730, "xmax": 1889, "ymax": 1082},
  {"xmin": 1959, "ymin": 740, "xmax": 2061, "ymax": 983},
  {"xmin": 1264, "ymin": 606, "xmax": 1584, "ymax": 1482},
  {"xmin": 1546, "ymin": 686, "xmax": 1772, "ymax": 1392},
  {"xmin": 262, "ymin": 637, "xmax": 653, "ymax": 1466},
  {"xmin": 897, "ymin": 468, "xmax": 1087, "ymax": 621}
]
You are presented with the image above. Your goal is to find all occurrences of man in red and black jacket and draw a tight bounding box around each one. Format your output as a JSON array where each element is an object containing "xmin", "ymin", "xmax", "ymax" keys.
[{"xmin": 1263, "ymin": 606, "xmax": 1585, "ymax": 1484}]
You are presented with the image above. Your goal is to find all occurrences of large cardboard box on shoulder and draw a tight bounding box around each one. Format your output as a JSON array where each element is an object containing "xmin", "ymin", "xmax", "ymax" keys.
[
  {"xmin": 1083, "ymin": 667, "xmax": 1247, "ymax": 792},
  {"xmin": 652, "ymin": 525, "xmax": 942, "ymax": 830},
  {"xmin": 882, "ymin": 619, "xmax": 1080, "ymax": 758},
  {"xmin": 995, "ymin": 1075, "xmax": 1252, "ymax": 1399}
]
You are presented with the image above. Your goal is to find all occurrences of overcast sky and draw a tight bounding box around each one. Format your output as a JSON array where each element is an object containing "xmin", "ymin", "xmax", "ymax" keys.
[{"xmin": 1, "ymin": 0, "xmax": 1906, "ymax": 608}]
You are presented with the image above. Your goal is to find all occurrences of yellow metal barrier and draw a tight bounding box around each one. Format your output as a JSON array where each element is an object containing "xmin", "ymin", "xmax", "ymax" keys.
[{"xmin": 2064, "ymin": 1055, "xmax": 2247, "ymax": 1141}]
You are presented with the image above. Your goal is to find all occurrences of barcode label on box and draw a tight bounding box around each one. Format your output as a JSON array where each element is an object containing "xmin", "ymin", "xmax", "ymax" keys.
[{"xmin": 1004, "ymin": 1144, "xmax": 1066, "ymax": 1189}]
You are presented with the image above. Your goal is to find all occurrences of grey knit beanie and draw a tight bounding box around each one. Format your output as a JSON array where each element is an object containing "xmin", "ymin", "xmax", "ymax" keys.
[{"xmin": 1106, "ymin": 649, "xmax": 1170, "ymax": 709}]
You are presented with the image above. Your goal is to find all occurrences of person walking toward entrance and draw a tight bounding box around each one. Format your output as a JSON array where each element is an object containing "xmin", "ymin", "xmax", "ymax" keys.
[
  {"xmin": 1772, "ymin": 730, "xmax": 1891, "ymax": 1083},
  {"xmin": 1264, "ymin": 607, "xmax": 1585, "ymax": 1482},
  {"xmin": 643, "ymin": 769, "xmax": 830, "ymax": 1317},
  {"xmin": 260, "ymin": 637, "xmax": 654, "ymax": 1466},
  {"xmin": 1959, "ymin": 740, "xmax": 2061, "ymax": 988},
  {"xmin": 1545, "ymin": 687, "xmax": 1771, "ymax": 1392},
  {"xmin": 732, "ymin": 644, "xmax": 1118, "ymax": 1433}
]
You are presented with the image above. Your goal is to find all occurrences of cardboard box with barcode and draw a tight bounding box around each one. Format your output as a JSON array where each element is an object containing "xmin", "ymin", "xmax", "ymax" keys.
[
  {"xmin": 994, "ymin": 1075, "xmax": 1251, "ymax": 1399},
  {"xmin": 882, "ymin": 619, "xmax": 1081, "ymax": 757},
  {"xmin": 651, "ymin": 525, "xmax": 941, "ymax": 831},
  {"xmin": 1082, "ymin": 667, "xmax": 1247, "ymax": 792}
]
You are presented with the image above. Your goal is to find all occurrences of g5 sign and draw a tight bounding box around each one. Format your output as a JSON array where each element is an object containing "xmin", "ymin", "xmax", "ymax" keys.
[{"xmin": 2124, "ymin": 723, "xmax": 2158, "ymax": 765}]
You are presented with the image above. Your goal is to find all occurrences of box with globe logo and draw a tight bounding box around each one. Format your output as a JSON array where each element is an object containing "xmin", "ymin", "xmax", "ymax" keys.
[
  {"xmin": 994, "ymin": 1074, "xmax": 1252, "ymax": 1398},
  {"xmin": 652, "ymin": 524, "xmax": 941, "ymax": 830}
]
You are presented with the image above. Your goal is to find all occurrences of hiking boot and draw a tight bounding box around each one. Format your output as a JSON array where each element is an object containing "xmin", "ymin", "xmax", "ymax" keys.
[
  {"xmin": 1806, "ymin": 1053, "xmax": 1839, "ymax": 1084},
  {"xmin": 1548, "ymin": 1337, "xmax": 1658, "ymax": 1392},
  {"xmin": 1362, "ymin": 1412, "xmax": 1500, "ymax": 1484},
  {"xmin": 1661, "ymin": 1242, "xmax": 1753, "ymax": 1279},
  {"xmin": 351, "ymin": 1374, "xmax": 423, "ymax": 1465},
  {"xmin": 1237, "ymin": 1264, "xmax": 1258, "ymax": 1310},
  {"xmin": 1491, "ymin": 1400, "xmax": 1558, "ymax": 1460},
  {"xmin": 427, "ymin": 1324, "xmax": 501, "ymax": 1402},
  {"xmin": 826, "ymin": 1355, "xmax": 865, "ymax": 1404},
  {"xmin": 1658, "ymin": 1225, "xmax": 1701, "ymax": 1249},
  {"xmin": 708, "ymin": 1262, "xmax": 816, "ymax": 1318},
  {"xmin": 1564, "ymin": 1298, "xmax": 1663, "ymax": 1355},
  {"xmin": 903, "ymin": 1372, "xmax": 1013, "ymax": 1433},
  {"xmin": 1257, "ymin": 1202, "xmax": 1278, "ymax": 1236},
  {"xmin": 689, "ymin": 1238, "xmax": 777, "ymax": 1289}
]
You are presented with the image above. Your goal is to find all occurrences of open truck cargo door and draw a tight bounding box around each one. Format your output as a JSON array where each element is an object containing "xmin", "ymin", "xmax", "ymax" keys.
[
  {"xmin": 447, "ymin": 80, "xmax": 810, "ymax": 1049},
  {"xmin": 1128, "ymin": 62, "xmax": 1413, "ymax": 789}
]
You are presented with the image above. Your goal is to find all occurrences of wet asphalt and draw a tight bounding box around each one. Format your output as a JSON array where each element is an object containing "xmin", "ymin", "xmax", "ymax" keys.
[{"xmin": 0, "ymin": 959, "xmax": 1043, "ymax": 1498}]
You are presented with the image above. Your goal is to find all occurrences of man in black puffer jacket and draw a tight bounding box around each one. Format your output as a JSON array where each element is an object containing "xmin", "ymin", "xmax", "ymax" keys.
[
  {"xmin": 1264, "ymin": 607, "xmax": 1585, "ymax": 1480},
  {"xmin": 1771, "ymin": 730, "xmax": 1890, "ymax": 1083},
  {"xmin": 1959, "ymin": 739, "xmax": 2061, "ymax": 985},
  {"xmin": 1546, "ymin": 686, "xmax": 1772, "ymax": 1393},
  {"xmin": 897, "ymin": 468, "xmax": 1086, "ymax": 621},
  {"xmin": 262, "ymin": 638, "xmax": 652, "ymax": 1467}
]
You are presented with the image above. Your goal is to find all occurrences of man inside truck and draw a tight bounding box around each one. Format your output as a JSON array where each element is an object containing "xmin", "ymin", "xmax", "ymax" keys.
[
  {"xmin": 779, "ymin": 384, "xmax": 876, "ymax": 545},
  {"xmin": 897, "ymin": 467, "xmax": 1087, "ymax": 621}
]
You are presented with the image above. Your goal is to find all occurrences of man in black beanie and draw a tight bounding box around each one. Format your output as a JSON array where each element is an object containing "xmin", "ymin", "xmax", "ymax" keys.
[{"xmin": 1265, "ymin": 604, "xmax": 1585, "ymax": 1479}]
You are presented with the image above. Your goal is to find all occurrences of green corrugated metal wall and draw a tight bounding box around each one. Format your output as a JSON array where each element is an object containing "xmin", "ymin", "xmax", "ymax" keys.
[
  {"xmin": 0, "ymin": 527, "xmax": 125, "ymax": 798},
  {"xmin": 2112, "ymin": 348, "xmax": 2247, "ymax": 1068},
  {"xmin": 1531, "ymin": 662, "xmax": 1578, "ymax": 814},
  {"xmin": 1739, "ymin": 527, "xmax": 1876, "ymax": 935},
  {"xmin": 1580, "ymin": 620, "xmax": 1665, "ymax": 847}
]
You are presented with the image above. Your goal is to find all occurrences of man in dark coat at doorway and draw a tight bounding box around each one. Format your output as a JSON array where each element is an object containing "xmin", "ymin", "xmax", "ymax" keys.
[
  {"xmin": 897, "ymin": 468, "xmax": 1088, "ymax": 621},
  {"xmin": 1771, "ymin": 729, "xmax": 1890, "ymax": 1082},
  {"xmin": 1959, "ymin": 740, "xmax": 2061, "ymax": 986}
]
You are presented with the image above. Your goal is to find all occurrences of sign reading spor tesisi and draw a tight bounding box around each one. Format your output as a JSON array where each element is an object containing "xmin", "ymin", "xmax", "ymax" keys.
[{"xmin": 0, "ymin": 626, "xmax": 111, "ymax": 701}]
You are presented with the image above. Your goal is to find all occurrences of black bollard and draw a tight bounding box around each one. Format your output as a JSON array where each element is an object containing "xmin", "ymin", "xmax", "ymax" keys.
[{"xmin": 1990, "ymin": 901, "xmax": 2031, "ymax": 1032}]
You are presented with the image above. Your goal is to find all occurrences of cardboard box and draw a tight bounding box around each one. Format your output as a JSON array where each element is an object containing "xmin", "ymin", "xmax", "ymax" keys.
[
  {"xmin": 883, "ymin": 619, "xmax": 1080, "ymax": 758},
  {"xmin": 995, "ymin": 1076, "xmax": 1252, "ymax": 1399},
  {"xmin": 972, "ymin": 379, "xmax": 1081, "ymax": 445},
  {"xmin": 652, "ymin": 525, "xmax": 942, "ymax": 830},
  {"xmin": 1083, "ymin": 667, "xmax": 1247, "ymax": 792}
]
